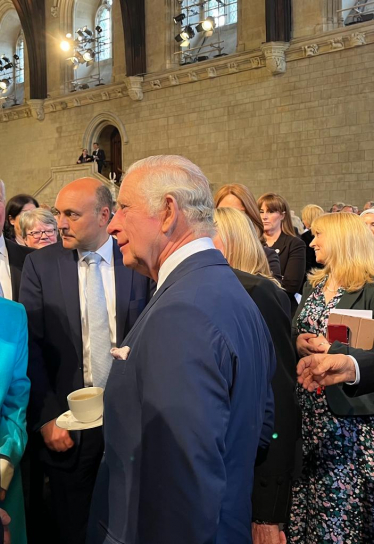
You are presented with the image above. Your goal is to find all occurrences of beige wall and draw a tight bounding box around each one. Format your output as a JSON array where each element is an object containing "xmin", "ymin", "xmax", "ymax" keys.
[{"xmin": 1, "ymin": 0, "xmax": 374, "ymax": 213}]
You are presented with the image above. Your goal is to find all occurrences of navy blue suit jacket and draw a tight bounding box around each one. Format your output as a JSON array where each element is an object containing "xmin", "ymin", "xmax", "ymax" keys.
[
  {"xmin": 87, "ymin": 249, "xmax": 276, "ymax": 544},
  {"xmin": 19, "ymin": 240, "xmax": 150, "ymax": 438}
]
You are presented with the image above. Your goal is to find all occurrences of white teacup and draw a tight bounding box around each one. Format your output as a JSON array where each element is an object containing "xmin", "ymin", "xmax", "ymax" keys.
[{"xmin": 67, "ymin": 387, "xmax": 104, "ymax": 423}]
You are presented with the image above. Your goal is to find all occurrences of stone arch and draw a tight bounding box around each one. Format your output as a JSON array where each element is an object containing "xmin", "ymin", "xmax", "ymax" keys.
[
  {"xmin": 83, "ymin": 112, "xmax": 129, "ymax": 151},
  {"xmin": 0, "ymin": 0, "xmax": 14, "ymax": 21}
]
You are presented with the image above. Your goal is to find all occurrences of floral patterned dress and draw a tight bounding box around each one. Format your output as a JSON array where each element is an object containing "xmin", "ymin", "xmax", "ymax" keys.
[{"xmin": 287, "ymin": 278, "xmax": 374, "ymax": 544}]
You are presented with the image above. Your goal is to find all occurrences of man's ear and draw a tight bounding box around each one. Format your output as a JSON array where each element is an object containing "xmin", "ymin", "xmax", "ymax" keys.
[
  {"xmin": 99, "ymin": 206, "xmax": 111, "ymax": 226},
  {"xmin": 161, "ymin": 195, "xmax": 178, "ymax": 235}
]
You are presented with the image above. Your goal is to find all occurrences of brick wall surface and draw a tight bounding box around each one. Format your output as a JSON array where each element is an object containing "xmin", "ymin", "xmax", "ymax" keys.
[{"xmin": 2, "ymin": 42, "xmax": 374, "ymax": 214}]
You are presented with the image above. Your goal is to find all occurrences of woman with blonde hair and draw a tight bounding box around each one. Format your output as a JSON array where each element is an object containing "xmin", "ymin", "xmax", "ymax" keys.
[
  {"xmin": 301, "ymin": 204, "xmax": 324, "ymax": 273},
  {"xmin": 214, "ymin": 184, "xmax": 281, "ymax": 282},
  {"xmin": 213, "ymin": 206, "xmax": 300, "ymax": 542},
  {"xmin": 287, "ymin": 212, "xmax": 374, "ymax": 543},
  {"xmin": 258, "ymin": 192, "xmax": 306, "ymax": 316}
]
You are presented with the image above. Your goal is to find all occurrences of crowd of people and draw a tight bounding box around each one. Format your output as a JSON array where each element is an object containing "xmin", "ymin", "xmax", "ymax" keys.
[{"xmin": 1, "ymin": 159, "xmax": 374, "ymax": 544}]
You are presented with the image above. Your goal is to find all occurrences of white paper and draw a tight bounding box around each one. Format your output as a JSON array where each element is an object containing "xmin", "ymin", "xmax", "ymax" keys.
[{"xmin": 330, "ymin": 309, "xmax": 373, "ymax": 319}]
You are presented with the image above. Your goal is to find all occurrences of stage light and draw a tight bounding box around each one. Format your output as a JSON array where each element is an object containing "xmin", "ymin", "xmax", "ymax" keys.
[
  {"xmin": 181, "ymin": 25, "xmax": 195, "ymax": 40},
  {"xmin": 196, "ymin": 16, "xmax": 215, "ymax": 32},
  {"xmin": 1, "ymin": 56, "xmax": 10, "ymax": 63},
  {"xmin": 3, "ymin": 62, "xmax": 13, "ymax": 70},
  {"xmin": 66, "ymin": 33, "xmax": 72, "ymax": 39},
  {"xmin": 83, "ymin": 26, "xmax": 93, "ymax": 36},
  {"xmin": 83, "ymin": 49, "xmax": 95, "ymax": 62},
  {"xmin": 60, "ymin": 40, "xmax": 71, "ymax": 52},
  {"xmin": 180, "ymin": 39, "xmax": 190, "ymax": 48},
  {"xmin": 173, "ymin": 13, "xmax": 186, "ymax": 23},
  {"xmin": 13, "ymin": 54, "xmax": 19, "ymax": 61},
  {"xmin": 0, "ymin": 79, "xmax": 10, "ymax": 91},
  {"xmin": 95, "ymin": 25, "xmax": 103, "ymax": 33}
]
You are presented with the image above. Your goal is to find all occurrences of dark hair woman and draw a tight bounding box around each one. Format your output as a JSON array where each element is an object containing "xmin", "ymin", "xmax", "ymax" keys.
[{"xmin": 4, "ymin": 194, "xmax": 39, "ymax": 245}]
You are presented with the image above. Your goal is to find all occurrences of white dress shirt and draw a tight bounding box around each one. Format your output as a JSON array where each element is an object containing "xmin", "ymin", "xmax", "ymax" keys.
[
  {"xmin": 0, "ymin": 235, "xmax": 12, "ymax": 300},
  {"xmin": 156, "ymin": 237, "xmax": 215, "ymax": 291},
  {"xmin": 78, "ymin": 236, "xmax": 116, "ymax": 386}
]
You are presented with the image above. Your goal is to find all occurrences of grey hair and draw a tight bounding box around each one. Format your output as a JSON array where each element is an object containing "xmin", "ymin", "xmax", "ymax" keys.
[
  {"xmin": 361, "ymin": 208, "xmax": 374, "ymax": 217},
  {"xmin": 0, "ymin": 180, "xmax": 5, "ymax": 202},
  {"xmin": 19, "ymin": 208, "xmax": 57, "ymax": 238},
  {"xmin": 365, "ymin": 201, "xmax": 374, "ymax": 208},
  {"xmin": 126, "ymin": 155, "xmax": 215, "ymax": 237}
]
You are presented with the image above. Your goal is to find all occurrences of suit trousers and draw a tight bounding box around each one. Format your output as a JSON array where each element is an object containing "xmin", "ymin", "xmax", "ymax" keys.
[{"xmin": 44, "ymin": 427, "xmax": 104, "ymax": 544}]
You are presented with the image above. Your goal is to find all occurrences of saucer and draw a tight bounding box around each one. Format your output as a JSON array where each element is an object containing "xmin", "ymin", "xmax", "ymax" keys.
[{"xmin": 56, "ymin": 410, "xmax": 103, "ymax": 431}]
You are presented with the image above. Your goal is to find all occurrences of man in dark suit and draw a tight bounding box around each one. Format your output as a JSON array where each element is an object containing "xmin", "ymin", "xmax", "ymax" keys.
[
  {"xmin": 20, "ymin": 178, "xmax": 150, "ymax": 544},
  {"xmin": 92, "ymin": 142, "xmax": 106, "ymax": 174},
  {"xmin": 232, "ymin": 269, "xmax": 300, "ymax": 544},
  {"xmin": 87, "ymin": 155, "xmax": 276, "ymax": 544},
  {"xmin": 0, "ymin": 180, "xmax": 33, "ymax": 301}
]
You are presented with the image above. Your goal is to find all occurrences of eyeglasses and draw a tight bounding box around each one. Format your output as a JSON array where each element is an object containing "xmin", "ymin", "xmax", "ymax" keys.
[{"xmin": 27, "ymin": 229, "xmax": 57, "ymax": 240}]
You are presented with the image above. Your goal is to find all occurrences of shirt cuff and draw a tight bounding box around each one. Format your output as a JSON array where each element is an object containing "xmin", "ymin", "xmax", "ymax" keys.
[
  {"xmin": 0, "ymin": 457, "xmax": 14, "ymax": 491},
  {"xmin": 345, "ymin": 356, "xmax": 360, "ymax": 386}
]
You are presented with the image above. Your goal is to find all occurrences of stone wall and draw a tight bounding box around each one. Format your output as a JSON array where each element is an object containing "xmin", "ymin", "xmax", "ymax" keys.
[{"xmin": 1, "ymin": 2, "xmax": 374, "ymax": 213}]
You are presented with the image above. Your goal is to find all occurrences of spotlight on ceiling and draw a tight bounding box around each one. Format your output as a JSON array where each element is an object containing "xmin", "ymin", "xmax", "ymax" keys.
[
  {"xmin": 95, "ymin": 25, "xmax": 103, "ymax": 33},
  {"xmin": 60, "ymin": 40, "xmax": 71, "ymax": 52},
  {"xmin": 173, "ymin": 13, "xmax": 186, "ymax": 24},
  {"xmin": 196, "ymin": 16, "xmax": 215, "ymax": 32},
  {"xmin": 83, "ymin": 26, "xmax": 93, "ymax": 36},
  {"xmin": 82, "ymin": 49, "xmax": 95, "ymax": 62},
  {"xmin": 0, "ymin": 78, "xmax": 10, "ymax": 91}
]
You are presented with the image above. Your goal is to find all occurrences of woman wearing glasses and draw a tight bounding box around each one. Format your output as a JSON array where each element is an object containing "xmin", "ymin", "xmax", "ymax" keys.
[{"xmin": 19, "ymin": 209, "xmax": 58, "ymax": 249}]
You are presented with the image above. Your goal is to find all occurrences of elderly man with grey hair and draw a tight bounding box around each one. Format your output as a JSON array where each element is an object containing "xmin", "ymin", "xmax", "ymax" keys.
[
  {"xmin": 0, "ymin": 180, "xmax": 33, "ymax": 300},
  {"xmin": 360, "ymin": 207, "xmax": 374, "ymax": 235},
  {"xmin": 87, "ymin": 155, "xmax": 276, "ymax": 544}
]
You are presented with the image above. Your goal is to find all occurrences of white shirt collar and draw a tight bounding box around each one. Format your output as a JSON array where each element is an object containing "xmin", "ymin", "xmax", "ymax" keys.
[
  {"xmin": 0, "ymin": 234, "xmax": 7, "ymax": 258},
  {"xmin": 78, "ymin": 236, "xmax": 113, "ymax": 265},
  {"xmin": 156, "ymin": 237, "xmax": 215, "ymax": 291}
]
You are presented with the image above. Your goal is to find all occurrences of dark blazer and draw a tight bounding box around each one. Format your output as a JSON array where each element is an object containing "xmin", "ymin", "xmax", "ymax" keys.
[
  {"xmin": 301, "ymin": 229, "xmax": 323, "ymax": 275},
  {"xmin": 77, "ymin": 154, "xmax": 93, "ymax": 164},
  {"xmin": 5, "ymin": 238, "xmax": 34, "ymax": 302},
  {"xmin": 293, "ymin": 281, "xmax": 374, "ymax": 416},
  {"xmin": 19, "ymin": 240, "xmax": 150, "ymax": 463},
  {"xmin": 232, "ymin": 269, "xmax": 301, "ymax": 524},
  {"xmin": 270, "ymin": 232, "xmax": 306, "ymax": 316},
  {"xmin": 338, "ymin": 347, "xmax": 374, "ymax": 397},
  {"xmin": 264, "ymin": 246, "xmax": 282, "ymax": 283},
  {"xmin": 87, "ymin": 250, "xmax": 276, "ymax": 544}
]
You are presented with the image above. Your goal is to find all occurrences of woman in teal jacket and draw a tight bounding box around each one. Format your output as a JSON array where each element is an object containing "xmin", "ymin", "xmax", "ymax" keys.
[{"xmin": 0, "ymin": 296, "xmax": 30, "ymax": 544}]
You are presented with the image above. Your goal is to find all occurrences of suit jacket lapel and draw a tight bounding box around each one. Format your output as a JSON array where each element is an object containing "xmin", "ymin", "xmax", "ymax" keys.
[
  {"xmin": 113, "ymin": 241, "xmax": 132, "ymax": 346},
  {"xmin": 58, "ymin": 247, "xmax": 83, "ymax": 366},
  {"xmin": 337, "ymin": 288, "xmax": 364, "ymax": 310}
]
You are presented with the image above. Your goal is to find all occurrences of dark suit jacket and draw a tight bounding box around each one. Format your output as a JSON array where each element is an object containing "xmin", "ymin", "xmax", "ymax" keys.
[
  {"xmin": 270, "ymin": 232, "xmax": 306, "ymax": 316},
  {"xmin": 293, "ymin": 281, "xmax": 374, "ymax": 416},
  {"xmin": 264, "ymin": 246, "xmax": 282, "ymax": 283},
  {"xmin": 232, "ymin": 269, "xmax": 300, "ymax": 523},
  {"xmin": 338, "ymin": 347, "xmax": 374, "ymax": 397},
  {"xmin": 19, "ymin": 240, "xmax": 150, "ymax": 465},
  {"xmin": 5, "ymin": 238, "xmax": 34, "ymax": 302},
  {"xmin": 88, "ymin": 250, "xmax": 276, "ymax": 544}
]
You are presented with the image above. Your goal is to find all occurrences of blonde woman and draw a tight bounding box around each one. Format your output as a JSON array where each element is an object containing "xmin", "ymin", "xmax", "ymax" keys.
[
  {"xmin": 288, "ymin": 212, "xmax": 374, "ymax": 543},
  {"xmin": 214, "ymin": 184, "xmax": 282, "ymax": 282},
  {"xmin": 19, "ymin": 208, "xmax": 58, "ymax": 250},
  {"xmin": 214, "ymin": 207, "xmax": 300, "ymax": 542},
  {"xmin": 258, "ymin": 193, "xmax": 306, "ymax": 316},
  {"xmin": 301, "ymin": 204, "xmax": 324, "ymax": 273}
]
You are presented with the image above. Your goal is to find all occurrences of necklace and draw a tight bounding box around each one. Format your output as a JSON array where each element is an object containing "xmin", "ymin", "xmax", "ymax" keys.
[{"xmin": 324, "ymin": 278, "xmax": 340, "ymax": 293}]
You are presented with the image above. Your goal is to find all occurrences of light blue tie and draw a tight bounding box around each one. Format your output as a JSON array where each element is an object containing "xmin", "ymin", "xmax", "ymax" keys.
[{"xmin": 84, "ymin": 252, "xmax": 112, "ymax": 388}]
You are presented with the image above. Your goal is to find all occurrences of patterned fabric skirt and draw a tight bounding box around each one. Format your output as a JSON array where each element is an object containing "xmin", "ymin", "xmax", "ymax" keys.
[{"xmin": 286, "ymin": 385, "xmax": 374, "ymax": 544}]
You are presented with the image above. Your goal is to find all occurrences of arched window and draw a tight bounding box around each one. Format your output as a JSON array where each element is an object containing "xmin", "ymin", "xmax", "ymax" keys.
[
  {"xmin": 15, "ymin": 32, "xmax": 24, "ymax": 84},
  {"xmin": 95, "ymin": 0, "xmax": 112, "ymax": 61}
]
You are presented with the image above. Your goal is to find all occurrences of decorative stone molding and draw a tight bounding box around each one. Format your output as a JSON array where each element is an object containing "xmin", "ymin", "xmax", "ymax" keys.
[
  {"xmin": 150, "ymin": 80, "xmax": 161, "ymax": 90},
  {"xmin": 124, "ymin": 76, "xmax": 143, "ymax": 101},
  {"xmin": 169, "ymin": 74, "xmax": 179, "ymax": 85},
  {"xmin": 101, "ymin": 91, "xmax": 110, "ymax": 101},
  {"xmin": 250, "ymin": 57, "xmax": 262, "ymax": 69},
  {"xmin": 329, "ymin": 37, "xmax": 344, "ymax": 50},
  {"xmin": 189, "ymin": 71, "xmax": 198, "ymax": 81},
  {"xmin": 207, "ymin": 67, "xmax": 217, "ymax": 78},
  {"xmin": 304, "ymin": 44, "xmax": 319, "ymax": 57},
  {"xmin": 28, "ymin": 99, "xmax": 45, "ymax": 121},
  {"xmin": 51, "ymin": 6, "xmax": 59, "ymax": 17},
  {"xmin": 260, "ymin": 42, "xmax": 289, "ymax": 75},
  {"xmin": 228, "ymin": 62, "xmax": 239, "ymax": 73},
  {"xmin": 349, "ymin": 32, "xmax": 366, "ymax": 47}
]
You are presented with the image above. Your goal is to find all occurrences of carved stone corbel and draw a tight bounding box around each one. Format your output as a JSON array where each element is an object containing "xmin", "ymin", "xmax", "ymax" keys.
[
  {"xmin": 349, "ymin": 32, "xmax": 366, "ymax": 47},
  {"xmin": 125, "ymin": 76, "xmax": 143, "ymax": 101},
  {"xmin": 28, "ymin": 99, "xmax": 45, "ymax": 121},
  {"xmin": 260, "ymin": 42, "xmax": 290, "ymax": 75}
]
